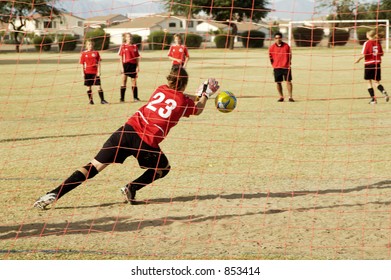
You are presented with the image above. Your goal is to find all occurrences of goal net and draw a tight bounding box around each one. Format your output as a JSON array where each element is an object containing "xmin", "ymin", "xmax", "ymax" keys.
[{"xmin": 1, "ymin": 0, "xmax": 391, "ymax": 264}]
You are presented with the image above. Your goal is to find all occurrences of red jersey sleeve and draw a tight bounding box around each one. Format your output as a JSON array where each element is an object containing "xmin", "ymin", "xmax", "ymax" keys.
[{"xmin": 167, "ymin": 46, "xmax": 174, "ymax": 57}]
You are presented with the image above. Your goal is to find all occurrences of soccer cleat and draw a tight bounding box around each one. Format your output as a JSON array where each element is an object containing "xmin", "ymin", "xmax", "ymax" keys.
[
  {"xmin": 369, "ymin": 98, "xmax": 377, "ymax": 104},
  {"xmin": 382, "ymin": 91, "xmax": 389, "ymax": 102},
  {"xmin": 120, "ymin": 185, "xmax": 137, "ymax": 205},
  {"xmin": 101, "ymin": 100, "xmax": 109, "ymax": 104},
  {"xmin": 119, "ymin": 98, "xmax": 125, "ymax": 103},
  {"xmin": 89, "ymin": 100, "xmax": 94, "ymax": 105},
  {"xmin": 277, "ymin": 97, "xmax": 284, "ymax": 102},
  {"xmin": 288, "ymin": 97, "xmax": 295, "ymax": 102},
  {"xmin": 33, "ymin": 193, "xmax": 57, "ymax": 209}
]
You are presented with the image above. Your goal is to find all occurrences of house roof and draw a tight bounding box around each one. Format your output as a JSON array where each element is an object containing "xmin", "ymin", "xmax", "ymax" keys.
[
  {"xmin": 32, "ymin": 12, "xmax": 84, "ymax": 20},
  {"xmin": 106, "ymin": 14, "xmax": 169, "ymax": 29},
  {"xmin": 85, "ymin": 14, "xmax": 127, "ymax": 22}
]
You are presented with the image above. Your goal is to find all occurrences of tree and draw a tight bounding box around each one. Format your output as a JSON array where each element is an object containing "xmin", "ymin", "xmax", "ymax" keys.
[
  {"xmin": 317, "ymin": 0, "xmax": 371, "ymax": 26},
  {"xmin": 367, "ymin": 0, "xmax": 391, "ymax": 22},
  {"xmin": 0, "ymin": 0, "xmax": 61, "ymax": 52},
  {"xmin": 163, "ymin": 0, "xmax": 270, "ymax": 49}
]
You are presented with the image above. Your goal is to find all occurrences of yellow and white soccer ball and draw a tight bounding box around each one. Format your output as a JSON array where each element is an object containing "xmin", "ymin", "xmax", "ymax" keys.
[{"xmin": 215, "ymin": 91, "xmax": 237, "ymax": 113}]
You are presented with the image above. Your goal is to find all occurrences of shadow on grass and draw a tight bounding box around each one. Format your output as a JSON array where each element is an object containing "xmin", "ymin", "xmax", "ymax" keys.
[{"xmin": 1, "ymin": 180, "xmax": 390, "ymax": 241}]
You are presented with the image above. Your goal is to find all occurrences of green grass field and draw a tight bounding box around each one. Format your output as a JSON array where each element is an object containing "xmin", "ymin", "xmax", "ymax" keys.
[{"xmin": 1, "ymin": 46, "xmax": 391, "ymax": 260}]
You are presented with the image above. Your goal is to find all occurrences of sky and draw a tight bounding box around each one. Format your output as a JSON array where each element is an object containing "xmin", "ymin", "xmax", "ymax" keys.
[{"xmin": 57, "ymin": 0, "xmax": 378, "ymax": 21}]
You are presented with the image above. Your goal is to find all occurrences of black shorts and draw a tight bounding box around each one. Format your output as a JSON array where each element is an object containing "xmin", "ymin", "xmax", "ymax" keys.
[
  {"xmin": 274, "ymin": 68, "xmax": 292, "ymax": 82},
  {"xmin": 84, "ymin": 74, "xmax": 101, "ymax": 86},
  {"xmin": 94, "ymin": 124, "xmax": 169, "ymax": 169},
  {"xmin": 123, "ymin": 63, "xmax": 138, "ymax": 78},
  {"xmin": 364, "ymin": 64, "xmax": 381, "ymax": 81}
]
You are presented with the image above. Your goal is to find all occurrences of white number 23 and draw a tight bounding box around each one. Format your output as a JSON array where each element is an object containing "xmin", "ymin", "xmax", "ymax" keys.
[{"xmin": 146, "ymin": 92, "xmax": 177, "ymax": 119}]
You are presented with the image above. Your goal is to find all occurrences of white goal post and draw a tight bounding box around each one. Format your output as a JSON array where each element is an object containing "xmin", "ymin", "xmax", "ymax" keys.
[{"xmin": 287, "ymin": 20, "xmax": 390, "ymax": 52}]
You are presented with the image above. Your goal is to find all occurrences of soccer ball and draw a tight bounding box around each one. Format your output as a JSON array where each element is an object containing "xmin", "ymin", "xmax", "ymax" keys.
[{"xmin": 215, "ymin": 91, "xmax": 237, "ymax": 113}]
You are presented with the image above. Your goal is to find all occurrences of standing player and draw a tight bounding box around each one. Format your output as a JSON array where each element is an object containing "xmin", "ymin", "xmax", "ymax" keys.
[
  {"xmin": 119, "ymin": 33, "xmax": 140, "ymax": 102},
  {"xmin": 355, "ymin": 29, "xmax": 389, "ymax": 104},
  {"xmin": 33, "ymin": 67, "xmax": 219, "ymax": 209},
  {"xmin": 80, "ymin": 40, "xmax": 109, "ymax": 105},
  {"xmin": 168, "ymin": 34, "xmax": 189, "ymax": 69},
  {"xmin": 269, "ymin": 32, "xmax": 294, "ymax": 102}
]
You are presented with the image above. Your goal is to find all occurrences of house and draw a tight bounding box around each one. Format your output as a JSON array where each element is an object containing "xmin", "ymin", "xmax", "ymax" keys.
[
  {"xmin": 15, "ymin": 13, "xmax": 85, "ymax": 39},
  {"xmin": 196, "ymin": 20, "xmax": 270, "ymax": 42},
  {"xmin": 104, "ymin": 13, "xmax": 198, "ymax": 44},
  {"xmin": 84, "ymin": 14, "xmax": 129, "ymax": 28}
]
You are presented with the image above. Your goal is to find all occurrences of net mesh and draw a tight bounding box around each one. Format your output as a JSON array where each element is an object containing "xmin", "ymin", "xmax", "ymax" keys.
[{"xmin": 1, "ymin": 0, "xmax": 391, "ymax": 260}]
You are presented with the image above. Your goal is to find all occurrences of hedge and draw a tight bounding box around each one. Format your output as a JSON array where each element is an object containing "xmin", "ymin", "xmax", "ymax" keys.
[
  {"xmin": 214, "ymin": 34, "xmax": 230, "ymax": 48},
  {"xmin": 292, "ymin": 27, "xmax": 324, "ymax": 47},
  {"xmin": 356, "ymin": 26, "xmax": 385, "ymax": 45},
  {"xmin": 241, "ymin": 30, "xmax": 266, "ymax": 48},
  {"xmin": 148, "ymin": 31, "xmax": 173, "ymax": 50},
  {"xmin": 85, "ymin": 28, "xmax": 110, "ymax": 50},
  {"xmin": 33, "ymin": 35, "xmax": 53, "ymax": 51},
  {"xmin": 132, "ymin": 34, "xmax": 142, "ymax": 49},
  {"xmin": 329, "ymin": 29, "xmax": 349, "ymax": 46},
  {"xmin": 183, "ymin": 33, "xmax": 203, "ymax": 48},
  {"xmin": 58, "ymin": 34, "xmax": 77, "ymax": 51}
]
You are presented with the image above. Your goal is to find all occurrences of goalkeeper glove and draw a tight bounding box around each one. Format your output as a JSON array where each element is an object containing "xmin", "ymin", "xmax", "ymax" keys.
[{"xmin": 196, "ymin": 78, "xmax": 220, "ymax": 99}]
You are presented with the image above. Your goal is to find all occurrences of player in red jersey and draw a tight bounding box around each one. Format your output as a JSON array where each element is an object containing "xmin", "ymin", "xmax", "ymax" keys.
[
  {"xmin": 79, "ymin": 40, "xmax": 109, "ymax": 105},
  {"xmin": 355, "ymin": 29, "xmax": 389, "ymax": 104},
  {"xmin": 168, "ymin": 34, "xmax": 189, "ymax": 69},
  {"xmin": 119, "ymin": 33, "xmax": 141, "ymax": 102},
  {"xmin": 33, "ymin": 67, "xmax": 220, "ymax": 209},
  {"xmin": 269, "ymin": 32, "xmax": 294, "ymax": 102}
]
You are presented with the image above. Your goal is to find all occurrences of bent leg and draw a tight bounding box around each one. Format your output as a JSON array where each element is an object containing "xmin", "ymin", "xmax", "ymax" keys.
[{"xmin": 49, "ymin": 159, "xmax": 108, "ymax": 200}]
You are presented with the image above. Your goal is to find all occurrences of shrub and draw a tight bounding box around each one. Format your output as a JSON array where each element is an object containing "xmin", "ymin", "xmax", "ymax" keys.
[
  {"xmin": 148, "ymin": 31, "xmax": 173, "ymax": 50},
  {"xmin": 132, "ymin": 34, "xmax": 142, "ymax": 49},
  {"xmin": 58, "ymin": 34, "xmax": 77, "ymax": 51},
  {"xmin": 33, "ymin": 35, "xmax": 53, "ymax": 51},
  {"xmin": 329, "ymin": 29, "xmax": 350, "ymax": 46},
  {"xmin": 241, "ymin": 30, "xmax": 266, "ymax": 48},
  {"xmin": 214, "ymin": 34, "xmax": 230, "ymax": 48},
  {"xmin": 292, "ymin": 27, "xmax": 324, "ymax": 47},
  {"xmin": 183, "ymin": 33, "xmax": 203, "ymax": 48},
  {"xmin": 356, "ymin": 26, "xmax": 371, "ymax": 45},
  {"xmin": 85, "ymin": 28, "xmax": 110, "ymax": 50}
]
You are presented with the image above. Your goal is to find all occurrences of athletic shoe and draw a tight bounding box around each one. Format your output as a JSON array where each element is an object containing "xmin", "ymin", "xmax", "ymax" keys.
[
  {"xmin": 382, "ymin": 91, "xmax": 389, "ymax": 102},
  {"xmin": 33, "ymin": 193, "xmax": 57, "ymax": 209},
  {"xmin": 277, "ymin": 97, "xmax": 284, "ymax": 102},
  {"xmin": 101, "ymin": 100, "xmax": 109, "ymax": 104},
  {"xmin": 288, "ymin": 97, "xmax": 295, "ymax": 102},
  {"xmin": 120, "ymin": 185, "xmax": 137, "ymax": 205},
  {"xmin": 89, "ymin": 100, "xmax": 94, "ymax": 105},
  {"xmin": 369, "ymin": 98, "xmax": 377, "ymax": 104},
  {"xmin": 119, "ymin": 99, "xmax": 125, "ymax": 103}
]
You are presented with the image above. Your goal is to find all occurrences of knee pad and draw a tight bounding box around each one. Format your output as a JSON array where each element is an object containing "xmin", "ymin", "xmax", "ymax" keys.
[{"xmin": 82, "ymin": 163, "xmax": 99, "ymax": 179}]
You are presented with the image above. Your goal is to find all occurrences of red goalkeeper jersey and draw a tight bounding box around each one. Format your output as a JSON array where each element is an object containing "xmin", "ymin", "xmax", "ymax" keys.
[
  {"xmin": 269, "ymin": 42, "xmax": 291, "ymax": 69},
  {"xmin": 118, "ymin": 43, "xmax": 140, "ymax": 64},
  {"xmin": 127, "ymin": 85, "xmax": 197, "ymax": 148},
  {"xmin": 80, "ymin": 50, "xmax": 101, "ymax": 74},
  {"xmin": 362, "ymin": 39, "xmax": 383, "ymax": 65}
]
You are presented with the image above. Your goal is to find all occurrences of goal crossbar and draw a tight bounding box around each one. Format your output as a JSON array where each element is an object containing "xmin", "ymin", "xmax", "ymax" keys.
[{"xmin": 288, "ymin": 20, "xmax": 390, "ymax": 51}]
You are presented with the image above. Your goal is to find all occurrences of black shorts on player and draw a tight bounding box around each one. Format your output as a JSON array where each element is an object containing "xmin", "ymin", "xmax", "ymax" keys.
[
  {"xmin": 84, "ymin": 74, "xmax": 101, "ymax": 86},
  {"xmin": 274, "ymin": 68, "xmax": 292, "ymax": 82},
  {"xmin": 364, "ymin": 64, "xmax": 381, "ymax": 81},
  {"xmin": 94, "ymin": 123, "xmax": 169, "ymax": 169},
  {"xmin": 123, "ymin": 63, "xmax": 138, "ymax": 78}
]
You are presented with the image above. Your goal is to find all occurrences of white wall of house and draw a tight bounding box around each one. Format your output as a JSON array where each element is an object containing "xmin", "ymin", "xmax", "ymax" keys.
[
  {"xmin": 10, "ymin": 14, "xmax": 84, "ymax": 38},
  {"xmin": 105, "ymin": 17, "xmax": 199, "ymax": 45}
]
